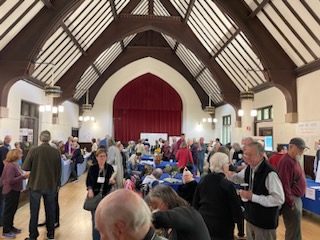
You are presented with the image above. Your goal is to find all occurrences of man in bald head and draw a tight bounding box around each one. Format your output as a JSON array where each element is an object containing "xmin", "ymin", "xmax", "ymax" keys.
[{"xmin": 95, "ymin": 189, "xmax": 167, "ymax": 240}]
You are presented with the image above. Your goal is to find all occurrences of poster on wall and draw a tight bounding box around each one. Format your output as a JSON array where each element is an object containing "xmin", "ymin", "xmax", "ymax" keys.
[
  {"xmin": 27, "ymin": 129, "xmax": 33, "ymax": 142},
  {"xmin": 296, "ymin": 121, "xmax": 320, "ymax": 153}
]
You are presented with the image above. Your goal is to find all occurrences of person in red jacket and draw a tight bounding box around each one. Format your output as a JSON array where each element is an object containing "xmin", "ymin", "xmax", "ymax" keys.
[{"xmin": 176, "ymin": 141, "xmax": 193, "ymax": 172}]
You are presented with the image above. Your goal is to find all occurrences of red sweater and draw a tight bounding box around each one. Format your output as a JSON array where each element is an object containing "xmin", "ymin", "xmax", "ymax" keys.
[
  {"xmin": 268, "ymin": 153, "xmax": 283, "ymax": 169},
  {"xmin": 277, "ymin": 153, "xmax": 306, "ymax": 207},
  {"xmin": 176, "ymin": 148, "xmax": 193, "ymax": 169}
]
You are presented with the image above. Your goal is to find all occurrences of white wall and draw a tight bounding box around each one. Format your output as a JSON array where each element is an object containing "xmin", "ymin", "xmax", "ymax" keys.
[
  {"xmin": 0, "ymin": 80, "xmax": 79, "ymax": 145},
  {"xmin": 78, "ymin": 57, "xmax": 215, "ymax": 142}
]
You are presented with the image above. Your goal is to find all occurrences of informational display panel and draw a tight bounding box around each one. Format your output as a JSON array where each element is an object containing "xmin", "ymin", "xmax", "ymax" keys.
[{"xmin": 140, "ymin": 133, "xmax": 168, "ymax": 146}]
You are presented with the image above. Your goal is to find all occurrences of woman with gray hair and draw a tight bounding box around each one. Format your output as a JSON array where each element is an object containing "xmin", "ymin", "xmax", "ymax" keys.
[{"xmin": 193, "ymin": 152, "xmax": 243, "ymax": 240}]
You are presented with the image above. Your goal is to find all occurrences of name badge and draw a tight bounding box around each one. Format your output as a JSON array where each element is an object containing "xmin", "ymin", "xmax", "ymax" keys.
[{"xmin": 97, "ymin": 177, "xmax": 105, "ymax": 183}]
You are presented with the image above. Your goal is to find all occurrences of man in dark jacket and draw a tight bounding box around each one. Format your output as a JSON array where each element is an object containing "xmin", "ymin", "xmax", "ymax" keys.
[{"xmin": 22, "ymin": 130, "xmax": 61, "ymax": 240}]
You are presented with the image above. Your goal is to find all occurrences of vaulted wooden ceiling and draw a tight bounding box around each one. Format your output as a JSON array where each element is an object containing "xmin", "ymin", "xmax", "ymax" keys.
[{"xmin": 0, "ymin": 0, "xmax": 319, "ymax": 115}]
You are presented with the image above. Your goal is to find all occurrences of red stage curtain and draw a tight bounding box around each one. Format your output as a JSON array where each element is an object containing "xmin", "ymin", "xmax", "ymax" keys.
[{"xmin": 113, "ymin": 73, "xmax": 182, "ymax": 142}]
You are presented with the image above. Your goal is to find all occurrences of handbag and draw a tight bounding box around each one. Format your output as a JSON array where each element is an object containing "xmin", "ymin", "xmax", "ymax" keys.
[
  {"xmin": 83, "ymin": 169, "xmax": 106, "ymax": 211},
  {"xmin": 83, "ymin": 193, "xmax": 102, "ymax": 211}
]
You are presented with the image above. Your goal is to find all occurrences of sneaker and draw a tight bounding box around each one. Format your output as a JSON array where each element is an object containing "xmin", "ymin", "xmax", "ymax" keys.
[
  {"xmin": 10, "ymin": 227, "xmax": 21, "ymax": 234},
  {"xmin": 2, "ymin": 232, "xmax": 16, "ymax": 239}
]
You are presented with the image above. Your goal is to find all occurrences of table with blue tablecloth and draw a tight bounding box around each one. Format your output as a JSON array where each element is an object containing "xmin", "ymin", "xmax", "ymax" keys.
[
  {"xmin": 77, "ymin": 152, "xmax": 90, "ymax": 176},
  {"xmin": 302, "ymin": 178, "xmax": 320, "ymax": 215},
  {"xmin": 141, "ymin": 155, "xmax": 154, "ymax": 161},
  {"xmin": 143, "ymin": 172, "xmax": 199, "ymax": 191},
  {"xmin": 138, "ymin": 161, "xmax": 177, "ymax": 171}
]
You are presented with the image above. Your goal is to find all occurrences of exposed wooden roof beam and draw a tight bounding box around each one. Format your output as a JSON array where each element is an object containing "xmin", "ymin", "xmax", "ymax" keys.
[
  {"xmin": 55, "ymin": 15, "xmax": 240, "ymax": 109},
  {"xmin": 0, "ymin": 0, "xmax": 82, "ymax": 108},
  {"xmin": 109, "ymin": 0, "xmax": 118, "ymax": 20},
  {"xmin": 40, "ymin": 0, "xmax": 53, "ymax": 8},
  {"xmin": 183, "ymin": 0, "xmax": 195, "ymax": 23},
  {"xmin": 215, "ymin": 0, "xmax": 297, "ymax": 115},
  {"xmin": 296, "ymin": 59, "xmax": 320, "ymax": 77},
  {"xmin": 212, "ymin": 28, "xmax": 240, "ymax": 59},
  {"xmin": 91, "ymin": 64, "xmax": 101, "ymax": 77},
  {"xmin": 249, "ymin": 0, "xmax": 270, "ymax": 18},
  {"xmin": 78, "ymin": 46, "xmax": 209, "ymax": 108},
  {"xmin": 149, "ymin": 0, "xmax": 154, "ymax": 15},
  {"xmin": 120, "ymin": 0, "xmax": 140, "ymax": 14},
  {"xmin": 158, "ymin": 0, "xmax": 181, "ymax": 16},
  {"xmin": 61, "ymin": 22, "xmax": 87, "ymax": 56}
]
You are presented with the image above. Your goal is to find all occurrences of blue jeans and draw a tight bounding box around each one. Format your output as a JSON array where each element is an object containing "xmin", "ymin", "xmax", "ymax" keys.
[
  {"xmin": 29, "ymin": 189, "xmax": 56, "ymax": 239},
  {"xmin": 197, "ymin": 158, "xmax": 204, "ymax": 175},
  {"xmin": 91, "ymin": 210, "xmax": 100, "ymax": 240}
]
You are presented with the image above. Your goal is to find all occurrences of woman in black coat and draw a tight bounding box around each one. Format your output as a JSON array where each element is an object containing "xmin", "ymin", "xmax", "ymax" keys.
[
  {"xmin": 86, "ymin": 148, "xmax": 115, "ymax": 240},
  {"xmin": 193, "ymin": 152, "xmax": 243, "ymax": 240}
]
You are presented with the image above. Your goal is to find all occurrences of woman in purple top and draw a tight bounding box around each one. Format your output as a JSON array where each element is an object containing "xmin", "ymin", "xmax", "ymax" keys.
[{"xmin": 1, "ymin": 149, "xmax": 29, "ymax": 238}]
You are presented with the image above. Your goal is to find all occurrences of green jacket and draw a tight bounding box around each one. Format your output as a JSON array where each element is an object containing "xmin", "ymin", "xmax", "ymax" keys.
[{"xmin": 22, "ymin": 142, "xmax": 61, "ymax": 190}]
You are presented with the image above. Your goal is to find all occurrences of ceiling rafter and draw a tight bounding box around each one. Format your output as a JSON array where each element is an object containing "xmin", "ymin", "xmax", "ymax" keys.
[
  {"xmin": 215, "ymin": 0, "xmax": 297, "ymax": 114},
  {"xmin": 212, "ymin": 28, "xmax": 240, "ymax": 59},
  {"xmin": 149, "ymin": 0, "xmax": 154, "ymax": 15},
  {"xmin": 0, "ymin": 0, "xmax": 23, "ymax": 25},
  {"xmin": 91, "ymin": 63, "xmax": 102, "ymax": 77},
  {"xmin": 295, "ymin": 59, "xmax": 320, "ymax": 77},
  {"xmin": 183, "ymin": 0, "xmax": 196, "ymax": 23},
  {"xmin": 40, "ymin": 0, "xmax": 53, "ymax": 8},
  {"xmin": 77, "ymin": 46, "xmax": 209, "ymax": 109},
  {"xmin": 249, "ymin": 0, "xmax": 270, "ymax": 18},
  {"xmin": 0, "ymin": 0, "xmax": 82, "ymax": 108},
  {"xmin": 109, "ymin": 0, "xmax": 118, "ymax": 19},
  {"xmin": 61, "ymin": 22, "xmax": 87, "ymax": 56},
  {"xmin": 158, "ymin": 0, "xmax": 181, "ymax": 17},
  {"xmin": 0, "ymin": 1, "xmax": 38, "ymax": 41},
  {"xmin": 54, "ymin": 15, "xmax": 240, "ymax": 110}
]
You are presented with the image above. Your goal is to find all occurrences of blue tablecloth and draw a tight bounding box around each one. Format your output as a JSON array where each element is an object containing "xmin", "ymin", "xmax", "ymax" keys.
[
  {"xmin": 160, "ymin": 173, "xmax": 200, "ymax": 191},
  {"xmin": 141, "ymin": 155, "xmax": 153, "ymax": 161},
  {"xmin": 61, "ymin": 159, "xmax": 72, "ymax": 186},
  {"xmin": 302, "ymin": 178, "xmax": 320, "ymax": 215},
  {"xmin": 77, "ymin": 153, "xmax": 89, "ymax": 176}
]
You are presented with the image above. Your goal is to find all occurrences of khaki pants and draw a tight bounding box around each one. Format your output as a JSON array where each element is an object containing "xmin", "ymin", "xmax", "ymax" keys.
[{"xmin": 246, "ymin": 221, "xmax": 276, "ymax": 240}]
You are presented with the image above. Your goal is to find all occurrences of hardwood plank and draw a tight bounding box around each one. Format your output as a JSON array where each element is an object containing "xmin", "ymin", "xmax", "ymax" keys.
[{"xmin": 3, "ymin": 173, "xmax": 320, "ymax": 240}]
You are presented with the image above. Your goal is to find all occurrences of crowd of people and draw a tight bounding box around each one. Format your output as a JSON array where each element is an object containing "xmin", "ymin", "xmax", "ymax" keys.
[{"xmin": 0, "ymin": 132, "xmax": 309, "ymax": 240}]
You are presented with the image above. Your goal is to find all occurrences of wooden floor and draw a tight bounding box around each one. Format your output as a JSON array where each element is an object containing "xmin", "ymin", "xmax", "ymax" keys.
[{"xmin": 2, "ymin": 173, "xmax": 320, "ymax": 240}]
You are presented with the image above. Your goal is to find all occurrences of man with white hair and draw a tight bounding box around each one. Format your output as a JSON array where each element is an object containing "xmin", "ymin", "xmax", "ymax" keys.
[
  {"xmin": 95, "ymin": 189, "xmax": 167, "ymax": 240},
  {"xmin": 228, "ymin": 142, "xmax": 284, "ymax": 240},
  {"xmin": 177, "ymin": 168, "xmax": 198, "ymax": 205}
]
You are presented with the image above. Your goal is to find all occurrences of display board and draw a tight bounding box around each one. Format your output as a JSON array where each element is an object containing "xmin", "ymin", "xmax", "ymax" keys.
[{"xmin": 140, "ymin": 133, "xmax": 168, "ymax": 146}]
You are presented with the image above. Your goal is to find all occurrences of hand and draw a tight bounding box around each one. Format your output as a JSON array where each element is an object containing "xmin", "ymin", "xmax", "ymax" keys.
[
  {"xmin": 109, "ymin": 178, "xmax": 116, "ymax": 185},
  {"xmin": 23, "ymin": 171, "xmax": 30, "ymax": 179},
  {"xmin": 88, "ymin": 189, "xmax": 94, "ymax": 198},
  {"xmin": 239, "ymin": 190, "xmax": 253, "ymax": 201}
]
